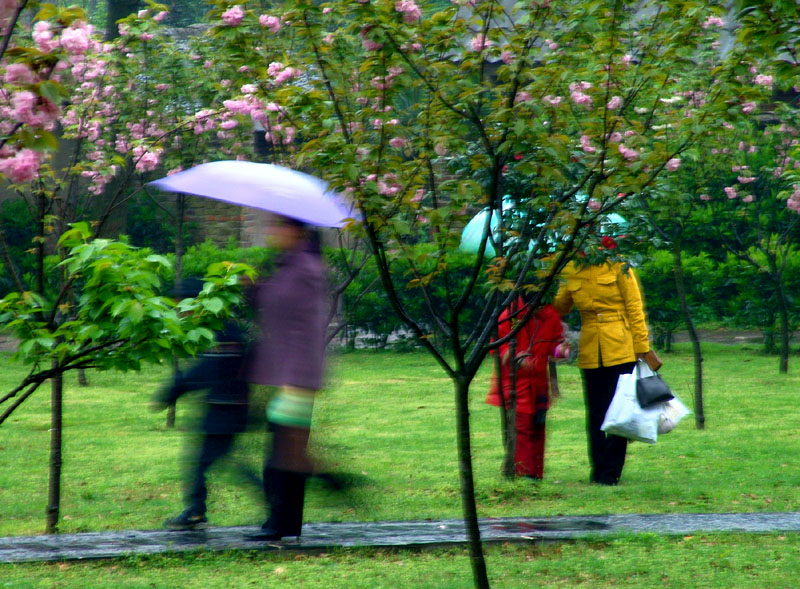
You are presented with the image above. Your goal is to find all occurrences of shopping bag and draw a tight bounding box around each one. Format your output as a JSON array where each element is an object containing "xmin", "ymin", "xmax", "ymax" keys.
[
  {"xmin": 657, "ymin": 396, "xmax": 691, "ymax": 434},
  {"xmin": 601, "ymin": 370, "xmax": 661, "ymax": 444}
]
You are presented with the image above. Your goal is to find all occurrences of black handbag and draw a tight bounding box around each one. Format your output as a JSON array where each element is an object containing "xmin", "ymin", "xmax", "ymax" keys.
[{"xmin": 635, "ymin": 360, "xmax": 674, "ymax": 408}]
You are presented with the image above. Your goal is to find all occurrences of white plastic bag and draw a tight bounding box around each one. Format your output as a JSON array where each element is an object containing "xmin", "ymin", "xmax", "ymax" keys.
[
  {"xmin": 601, "ymin": 370, "xmax": 662, "ymax": 444},
  {"xmin": 657, "ymin": 396, "xmax": 691, "ymax": 434}
]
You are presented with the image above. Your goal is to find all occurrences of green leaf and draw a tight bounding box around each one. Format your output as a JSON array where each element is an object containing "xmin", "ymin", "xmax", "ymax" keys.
[{"xmin": 201, "ymin": 297, "xmax": 224, "ymax": 314}]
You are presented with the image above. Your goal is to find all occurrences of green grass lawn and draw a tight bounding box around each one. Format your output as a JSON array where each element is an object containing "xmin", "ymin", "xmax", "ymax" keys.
[{"xmin": 2, "ymin": 343, "xmax": 800, "ymax": 586}]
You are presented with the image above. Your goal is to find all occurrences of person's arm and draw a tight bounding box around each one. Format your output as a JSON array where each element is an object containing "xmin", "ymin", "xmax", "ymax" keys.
[
  {"xmin": 617, "ymin": 266, "xmax": 651, "ymax": 358},
  {"xmin": 552, "ymin": 280, "xmax": 574, "ymax": 316}
]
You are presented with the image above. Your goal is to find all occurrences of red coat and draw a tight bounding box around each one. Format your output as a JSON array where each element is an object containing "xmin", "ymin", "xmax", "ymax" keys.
[{"xmin": 486, "ymin": 301, "xmax": 563, "ymax": 415}]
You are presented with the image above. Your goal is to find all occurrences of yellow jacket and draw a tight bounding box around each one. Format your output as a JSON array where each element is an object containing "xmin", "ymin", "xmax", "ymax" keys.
[{"xmin": 553, "ymin": 261, "xmax": 651, "ymax": 369}]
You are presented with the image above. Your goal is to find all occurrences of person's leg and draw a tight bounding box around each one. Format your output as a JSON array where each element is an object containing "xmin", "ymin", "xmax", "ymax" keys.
[
  {"xmin": 582, "ymin": 364, "xmax": 633, "ymax": 485},
  {"xmin": 256, "ymin": 424, "xmax": 311, "ymax": 539},
  {"xmin": 165, "ymin": 434, "xmax": 234, "ymax": 529},
  {"xmin": 514, "ymin": 412, "xmax": 544, "ymax": 479},
  {"xmin": 185, "ymin": 434, "xmax": 235, "ymax": 515}
]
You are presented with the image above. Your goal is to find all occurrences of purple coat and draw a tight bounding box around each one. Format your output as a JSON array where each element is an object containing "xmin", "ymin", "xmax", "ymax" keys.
[{"xmin": 246, "ymin": 242, "xmax": 328, "ymax": 390}]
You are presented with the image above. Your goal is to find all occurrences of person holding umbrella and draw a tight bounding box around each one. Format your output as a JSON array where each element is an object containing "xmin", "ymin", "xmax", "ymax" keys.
[
  {"xmin": 244, "ymin": 213, "xmax": 329, "ymax": 541},
  {"xmin": 148, "ymin": 160, "xmax": 356, "ymax": 539}
]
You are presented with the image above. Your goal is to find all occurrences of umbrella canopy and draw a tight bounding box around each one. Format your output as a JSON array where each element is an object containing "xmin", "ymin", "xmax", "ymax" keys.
[
  {"xmin": 459, "ymin": 198, "xmax": 512, "ymax": 257},
  {"xmin": 148, "ymin": 160, "xmax": 358, "ymax": 228},
  {"xmin": 460, "ymin": 196, "xmax": 628, "ymax": 256}
]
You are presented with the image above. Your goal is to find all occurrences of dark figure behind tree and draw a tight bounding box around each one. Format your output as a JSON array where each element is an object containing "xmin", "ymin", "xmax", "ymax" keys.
[{"xmin": 153, "ymin": 321, "xmax": 250, "ymax": 530}]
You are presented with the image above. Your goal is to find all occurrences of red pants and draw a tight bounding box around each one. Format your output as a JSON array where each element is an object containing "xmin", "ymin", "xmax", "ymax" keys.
[{"xmin": 514, "ymin": 412, "xmax": 546, "ymax": 478}]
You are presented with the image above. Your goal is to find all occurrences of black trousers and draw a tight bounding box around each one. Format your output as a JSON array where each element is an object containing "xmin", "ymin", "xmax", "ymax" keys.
[
  {"xmin": 186, "ymin": 433, "xmax": 236, "ymax": 514},
  {"xmin": 262, "ymin": 423, "xmax": 310, "ymax": 536},
  {"xmin": 581, "ymin": 362, "xmax": 635, "ymax": 485}
]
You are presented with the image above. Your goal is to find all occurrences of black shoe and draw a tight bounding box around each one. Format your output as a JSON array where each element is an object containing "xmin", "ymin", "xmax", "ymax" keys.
[
  {"xmin": 164, "ymin": 509, "xmax": 208, "ymax": 530},
  {"xmin": 245, "ymin": 528, "xmax": 285, "ymax": 542},
  {"xmin": 245, "ymin": 520, "xmax": 301, "ymax": 542}
]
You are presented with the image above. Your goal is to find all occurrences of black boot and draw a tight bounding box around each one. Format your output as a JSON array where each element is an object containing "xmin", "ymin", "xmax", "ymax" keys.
[{"xmin": 248, "ymin": 468, "xmax": 307, "ymax": 541}]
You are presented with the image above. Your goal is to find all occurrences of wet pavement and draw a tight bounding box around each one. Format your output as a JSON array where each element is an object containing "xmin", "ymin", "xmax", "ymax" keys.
[{"xmin": 3, "ymin": 512, "xmax": 800, "ymax": 563}]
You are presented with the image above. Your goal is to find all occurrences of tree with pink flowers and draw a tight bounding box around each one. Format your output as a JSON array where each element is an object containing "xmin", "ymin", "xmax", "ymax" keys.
[
  {"xmin": 698, "ymin": 108, "xmax": 800, "ymax": 375},
  {"xmin": 189, "ymin": 1, "xmax": 766, "ymax": 584},
  {"xmin": 2, "ymin": 0, "xmax": 797, "ymax": 583},
  {"xmin": 0, "ymin": 2, "xmax": 257, "ymax": 534}
]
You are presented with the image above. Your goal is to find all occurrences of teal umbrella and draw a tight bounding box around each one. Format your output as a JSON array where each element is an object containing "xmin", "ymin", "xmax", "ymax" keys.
[{"xmin": 459, "ymin": 198, "xmax": 514, "ymax": 257}]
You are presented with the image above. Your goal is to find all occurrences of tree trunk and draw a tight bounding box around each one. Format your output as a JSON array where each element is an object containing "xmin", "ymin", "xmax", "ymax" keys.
[
  {"xmin": 454, "ymin": 375, "xmax": 490, "ymax": 589},
  {"xmin": 672, "ymin": 243, "xmax": 704, "ymax": 429},
  {"xmin": 775, "ymin": 275, "xmax": 790, "ymax": 374},
  {"xmin": 502, "ymin": 338, "xmax": 517, "ymax": 479},
  {"xmin": 45, "ymin": 370, "xmax": 63, "ymax": 534},
  {"xmin": 77, "ymin": 368, "xmax": 88, "ymax": 387},
  {"xmin": 494, "ymin": 354, "xmax": 512, "ymax": 478}
]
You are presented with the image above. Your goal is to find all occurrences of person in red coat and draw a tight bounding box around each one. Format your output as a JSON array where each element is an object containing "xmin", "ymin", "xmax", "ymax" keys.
[{"xmin": 486, "ymin": 299, "xmax": 567, "ymax": 479}]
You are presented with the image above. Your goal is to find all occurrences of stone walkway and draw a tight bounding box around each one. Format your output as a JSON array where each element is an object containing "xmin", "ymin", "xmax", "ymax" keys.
[{"xmin": 3, "ymin": 512, "xmax": 800, "ymax": 564}]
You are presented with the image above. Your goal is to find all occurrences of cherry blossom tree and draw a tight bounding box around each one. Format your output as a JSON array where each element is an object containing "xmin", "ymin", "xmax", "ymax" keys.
[
  {"xmin": 0, "ymin": 2, "xmax": 257, "ymax": 533},
  {"xmin": 190, "ymin": 1, "xmax": 763, "ymax": 584}
]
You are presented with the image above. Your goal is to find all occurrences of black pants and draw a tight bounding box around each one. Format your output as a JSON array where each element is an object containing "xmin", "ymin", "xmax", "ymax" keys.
[
  {"xmin": 262, "ymin": 423, "xmax": 310, "ymax": 536},
  {"xmin": 186, "ymin": 433, "xmax": 236, "ymax": 514},
  {"xmin": 581, "ymin": 362, "xmax": 635, "ymax": 485}
]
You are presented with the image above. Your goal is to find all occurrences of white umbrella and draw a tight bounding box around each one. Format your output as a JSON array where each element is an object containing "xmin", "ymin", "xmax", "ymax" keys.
[{"xmin": 148, "ymin": 160, "xmax": 358, "ymax": 228}]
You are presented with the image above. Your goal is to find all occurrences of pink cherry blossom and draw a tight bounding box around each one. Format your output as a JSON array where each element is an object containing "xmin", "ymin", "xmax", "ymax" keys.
[
  {"xmin": 618, "ymin": 145, "xmax": 638, "ymax": 161},
  {"xmin": 61, "ymin": 22, "xmax": 92, "ymax": 54},
  {"xmin": 5, "ymin": 63, "xmax": 38, "ymax": 85},
  {"xmin": 389, "ymin": 137, "xmax": 407, "ymax": 149},
  {"xmin": 724, "ymin": 186, "xmax": 737, "ymax": 199},
  {"xmin": 395, "ymin": 0, "xmax": 421, "ymax": 23},
  {"xmin": 570, "ymin": 91, "xmax": 592, "ymax": 106},
  {"xmin": 606, "ymin": 96, "xmax": 622, "ymax": 110},
  {"xmin": 700, "ymin": 194, "xmax": 711, "ymax": 201},
  {"xmin": 0, "ymin": 149, "xmax": 42, "ymax": 183},
  {"xmin": 742, "ymin": 194, "xmax": 754, "ymax": 203},
  {"xmin": 470, "ymin": 34, "xmax": 494, "ymax": 52},
  {"xmin": 33, "ymin": 21, "xmax": 59, "ymax": 53},
  {"xmin": 579, "ymin": 135, "xmax": 596, "ymax": 154},
  {"xmin": 222, "ymin": 5, "xmax": 245, "ymax": 26},
  {"xmin": 665, "ymin": 158, "xmax": 681, "ymax": 171},
  {"xmin": 500, "ymin": 51, "xmax": 515, "ymax": 64},
  {"xmin": 754, "ymin": 74, "xmax": 773, "ymax": 86},
  {"xmin": 154, "ymin": 11, "xmax": 168, "ymax": 22},
  {"xmin": 788, "ymin": 187, "xmax": 800, "ymax": 213},
  {"xmin": 741, "ymin": 102, "xmax": 757, "ymax": 114},
  {"xmin": 587, "ymin": 199, "xmax": 601, "ymax": 211},
  {"xmin": 259, "ymin": 14, "xmax": 282, "ymax": 32},
  {"xmin": 569, "ymin": 81, "xmax": 592, "ymax": 92},
  {"xmin": 608, "ymin": 132, "xmax": 622, "ymax": 143},
  {"xmin": 737, "ymin": 176, "xmax": 755, "ymax": 183},
  {"xmin": 515, "ymin": 91, "xmax": 533, "ymax": 103},
  {"xmin": 702, "ymin": 16, "xmax": 725, "ymax": 28},
  {"xmin": 360, "ymin": 27, "xmax": 383, "ymax": 51},
  {"xmin": 11, "ymin": 91, "xmax": 59, "ymax": 127},
  {"xmin": 543, "ymin": 95, "xmax": 562, "ymax": 106}
]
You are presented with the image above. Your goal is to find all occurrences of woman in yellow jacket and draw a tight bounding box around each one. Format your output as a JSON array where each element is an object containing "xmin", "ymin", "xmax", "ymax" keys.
[{"xmin": 553, "ymin": 259, "xmax": 655, "ymax": 485}]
